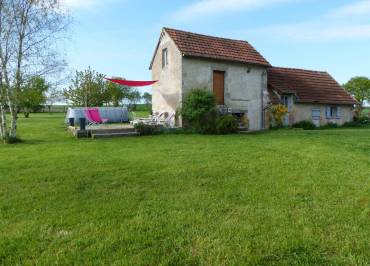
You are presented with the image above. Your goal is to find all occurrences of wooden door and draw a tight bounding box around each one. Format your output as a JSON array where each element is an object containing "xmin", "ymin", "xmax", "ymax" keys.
[{"xmin": 213, "ymin": 71, "xmax": 225, "ymax": 105}]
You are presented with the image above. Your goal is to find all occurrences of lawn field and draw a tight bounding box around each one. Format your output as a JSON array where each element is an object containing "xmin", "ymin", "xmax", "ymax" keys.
[{"xmin": 1, "ymin": 114, "xmax": 370, "ymax": 265}]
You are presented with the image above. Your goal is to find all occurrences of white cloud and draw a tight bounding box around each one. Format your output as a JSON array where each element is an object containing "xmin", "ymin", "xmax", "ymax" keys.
[
  {"xmin": 170, "ymin": 0, "xmax": 295, "ymax": 21},
  {"xmin": 328, "ymin": 0, "xmax": 370, "ymax": 18}
]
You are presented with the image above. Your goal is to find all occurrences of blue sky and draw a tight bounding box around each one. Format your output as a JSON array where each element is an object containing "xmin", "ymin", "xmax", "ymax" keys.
[{"xmin": 63, "ymin": 0, "xmax": 370, "ymax": 94}]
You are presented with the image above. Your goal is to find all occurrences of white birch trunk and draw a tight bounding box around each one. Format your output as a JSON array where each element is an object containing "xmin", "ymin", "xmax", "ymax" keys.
[{"xmin": 0, "ymin": 96, "xmax": 6, "ymax": 139}]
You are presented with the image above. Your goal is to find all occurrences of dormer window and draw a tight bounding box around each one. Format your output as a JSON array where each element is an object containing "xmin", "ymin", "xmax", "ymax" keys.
[{"xmin": 162, "ymin": 48, "xmax": 168, "ymax": 69}]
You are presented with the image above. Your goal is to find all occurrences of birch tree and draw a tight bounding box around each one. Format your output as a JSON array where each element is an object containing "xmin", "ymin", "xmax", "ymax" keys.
[{"xmin": 0, "ymin": 0, "xmax": 69, "ymax": 142}]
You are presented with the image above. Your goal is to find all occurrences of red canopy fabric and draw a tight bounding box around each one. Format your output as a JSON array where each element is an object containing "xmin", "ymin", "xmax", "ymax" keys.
[{"xmin": 105, "ymin": 78, "xmax": 157, "ymax": 87}]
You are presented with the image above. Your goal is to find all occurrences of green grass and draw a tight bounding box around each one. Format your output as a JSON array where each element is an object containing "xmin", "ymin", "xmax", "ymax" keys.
[{"xmin": 1, "ymin": 114, "xmax": 370, "ymax": 265}]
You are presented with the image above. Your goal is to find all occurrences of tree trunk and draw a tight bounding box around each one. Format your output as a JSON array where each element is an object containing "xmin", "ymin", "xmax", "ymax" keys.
[
  {"xmin": 9, "ymin": 102, "xmax": 17, "ymax": 139},
  {"xmin": 0, "ymin": 105, "xmax": 5, "ymax": 139},
  {"xmin": 24, "ymin": 110, "xmax": 29, "ymax": 118}
]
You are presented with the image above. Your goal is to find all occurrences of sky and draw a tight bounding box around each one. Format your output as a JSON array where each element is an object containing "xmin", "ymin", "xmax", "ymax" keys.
[{"xmin": 62, "ymin": 0, "xmax": 370, "ymax": 94}]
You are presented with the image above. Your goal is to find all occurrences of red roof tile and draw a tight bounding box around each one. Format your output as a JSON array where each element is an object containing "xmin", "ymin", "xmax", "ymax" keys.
[
  {"xmin": 268, "ymin": 67, "xmax": 357, "ymax": 105},
  {"xmin": 162, "ymin": 28, "xmax": 270, "ymax": 67}
]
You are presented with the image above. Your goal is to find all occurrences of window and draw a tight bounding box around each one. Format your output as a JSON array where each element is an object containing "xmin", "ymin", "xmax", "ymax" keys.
[
  {"xmin": 281, "ymin": 95, "xmax": 288, "ymax": 107},
  {"xmin": 281, "ymin": 95, "xmax": 292, "ymax": 111},
  {"xmin": 325, "ymin": 106, "xmax": 341, "ymax": 119},
  {"xmin": 162, "ymin": 48, "xmax": 168, "ymax": 69},
  {"xmin": 312, "ymin": 109, "xmax": 321, "ymax": 120}
]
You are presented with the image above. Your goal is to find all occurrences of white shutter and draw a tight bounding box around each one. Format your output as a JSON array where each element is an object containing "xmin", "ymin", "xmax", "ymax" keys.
[
  {"xmin": 325, "ymin": 106, "xmax": 330, "ymax": 118},
  {"xmin": 337, "ymin": 107, "xmax": 341, "ymax": 118}
]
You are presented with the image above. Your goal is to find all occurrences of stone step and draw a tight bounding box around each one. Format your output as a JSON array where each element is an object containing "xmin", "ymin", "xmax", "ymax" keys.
[
  {"xmin": 89, "ymin": 128, "xmax": 135, "ymax": 134},
  {"xmin": 238, "ymin": 127, "xmax": 248, "ymax": 132},
  {"xmin": 91, "ymin": 132, "xmax": 139, "ymax": 139}
]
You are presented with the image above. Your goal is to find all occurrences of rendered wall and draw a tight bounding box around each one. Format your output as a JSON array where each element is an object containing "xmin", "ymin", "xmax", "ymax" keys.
[
  {"xmin": 151, "ymin": 31, "xmax": 182, "ymax": 116},
  {"xmin": 182, "ymin": 57, "xmax": 268, "ymax": 130},
  {"xmin": 290, "ymin": 103, "xmax": 353, "ymax": 126}
]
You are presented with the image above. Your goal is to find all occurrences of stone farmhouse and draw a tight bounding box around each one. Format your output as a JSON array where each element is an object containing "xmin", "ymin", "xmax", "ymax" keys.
[{"xmin": 150, "ymin": 28, "xmax": 357, "ymax": 130}]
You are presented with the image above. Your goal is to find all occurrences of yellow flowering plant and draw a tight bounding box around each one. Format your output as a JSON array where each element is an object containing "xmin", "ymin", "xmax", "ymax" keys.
[{"xmin": 271, "ymin": 104, "xmax": 288, "ymax": 126}]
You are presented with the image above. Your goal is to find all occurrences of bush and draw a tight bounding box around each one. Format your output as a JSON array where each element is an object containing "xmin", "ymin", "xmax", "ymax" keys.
[
  {"xmin": 134, "ymin": 123, "xmax": 163, "ymax": 136},
  {"xmin": 322, "ymin": 122, "xmax": 339, "ymax": 129},
  {"xmin": 181, "ymin": 89, "xmax": 217, "ymax": 134},
  {"xmin": 356, "ymin": 116, "xmax": 370, "ymax": 124},
  {"xmin": 292, "ymin": 120, "xmax": 317, "ymax": 130},
  {"xmin": 343, "ymin": 117, "xmax": 370, "ymax": 128},
  {"xmin": 216, "ymin": 115, "xmax": 239, "ymax": 134},
  {"xmin": 271, "ymin": 104, "xmax": 288, "ymax": 127}
]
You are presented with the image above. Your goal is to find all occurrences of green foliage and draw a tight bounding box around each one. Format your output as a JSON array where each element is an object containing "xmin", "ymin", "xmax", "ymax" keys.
[
  {"xmin": 343, "ymin": 76, "xmax": 370, "ymax": 107},
  {"xmin": 271, "ymin": 104, "xmax": 288, "ymax": 127},
  {"xmin": 127, "ymin": 89, "xmax": 141, "ymax": 110},
  {"xmin": 134, "ymin": 122, "xmax": 163, "ymax": 136},
  {"xmin": 19, "ymin": 76, "xmax": 49, "ymax": 117},
  {"xmin": 105, "ymin": 77, "xmax": 127, "ymax": 107},
  {"xmin": 215, "ymin": 115, "xmax": 239, "ymax": 134},
  {"xmin": 181, "ymin": 89, "xmax": 217, "ymax": 133},
  {"xmin": 343, "ymin": 116, "xmax": 370, "ymax": 127},
  {"xmin": 63, "ymin": 68, "xmax": 144, "ymax": 108},
  {"xmin": 292, "ymin": 120, "xmax": 317, "ymax": 130},
  {"xmin": 322, "ymin": 122, "xmax": 339, "ymax": 129},
  {"xmin": 63, "ymin": 67, "xmax": 107, "ymax": 107},
  {"xmin": 142, "ymin": 92, "xmax": 152, "ymax": 107},
  {"xmin": 2, "ymin": 113, "xmax": 370, "ymax": 264}
]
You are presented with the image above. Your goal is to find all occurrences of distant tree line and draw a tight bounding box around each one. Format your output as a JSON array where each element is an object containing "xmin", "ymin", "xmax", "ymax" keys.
[{"xmin": 63, "ymin": 67, "xmax": 152, "ymax": 110}]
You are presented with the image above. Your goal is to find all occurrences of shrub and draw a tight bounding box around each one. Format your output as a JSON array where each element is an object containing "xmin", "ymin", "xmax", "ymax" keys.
[
  {"xmin": 134, "ymin": 123, "xmax": 163, "ymax": 136},
  {"xmin": 271, "ymin": 104, "xmax": 288, "ymax": 127},
  {"xmin": 357, "ymin": 116, "xmax": 370, "ymax": 124},
  {"xmin": 216, "ymin": 115, "xmax": 239, "ymax": 134},
  {"xmin": 322, "ymin": 122, "xmax": 338, "ymax": 129},
  {"xmin": 342, "ymin": 117, "xmax": 370, "ymax": 128},
  {"xmin": 181, "ymin": 89, "xmax": 217, "ymax": 134},
  {"xmin": 292, "ymin": 120, "xmax": 317, "ymax": 130}
]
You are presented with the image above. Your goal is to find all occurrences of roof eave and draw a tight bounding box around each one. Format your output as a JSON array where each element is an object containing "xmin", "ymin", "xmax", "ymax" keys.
[{"xmin": 183, "ymin": 54, "xmax": 271, "ymax": 67}]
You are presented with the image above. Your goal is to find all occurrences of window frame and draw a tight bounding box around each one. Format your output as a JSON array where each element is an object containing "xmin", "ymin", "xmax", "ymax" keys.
[
  {"xmin": 311, "ymin": 108, "xmax": 321, "ymax": 120},
  {"xmin": 162, "ymin": 48, "xmax": 168, "ymax": 69},
  {"xmin": 281, "ymin": 95, "xmax": 292, "ymax": 111},
  {"xmin": 326, "ymin": 106, "xmax": 341, "ymax": 119}
]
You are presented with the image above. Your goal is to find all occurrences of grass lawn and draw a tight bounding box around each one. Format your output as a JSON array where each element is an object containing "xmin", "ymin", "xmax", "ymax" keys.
[{"xmin": 1, "ymin": 114, "xmax": 370, "ymax": 265}]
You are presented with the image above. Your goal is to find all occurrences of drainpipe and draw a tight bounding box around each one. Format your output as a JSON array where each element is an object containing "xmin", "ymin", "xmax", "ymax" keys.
[{"xmin": 261, "ymin": 71, "xmax": 267, "ymax": 130}]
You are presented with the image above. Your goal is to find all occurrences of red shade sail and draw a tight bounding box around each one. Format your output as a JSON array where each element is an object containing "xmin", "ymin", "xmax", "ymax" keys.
[{"xmin": 105, "ymin": 78, "xmax": 157, "ymax": 87}]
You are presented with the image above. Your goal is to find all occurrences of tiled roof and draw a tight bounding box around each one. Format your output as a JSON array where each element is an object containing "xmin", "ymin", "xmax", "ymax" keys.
[
  {"xmin": 268, "ymin": 67, "xmax": 357, "ymax": 105},
  {"xmin": 163, "ymin": 27, "xmax": 271, "ymax": 67}
]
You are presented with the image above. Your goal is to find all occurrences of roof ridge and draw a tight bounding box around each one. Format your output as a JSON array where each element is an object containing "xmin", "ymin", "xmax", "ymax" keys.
[
  {"xmin": 271, "ymin": 66, "xmax": 327, "ymax": 74},
  {"xmin": 163, "ymin": 27, "xmax": 250, "ymax": 44}
]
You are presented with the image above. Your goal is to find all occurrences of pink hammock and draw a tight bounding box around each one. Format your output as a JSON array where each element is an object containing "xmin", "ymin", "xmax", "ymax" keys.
[{"xmin": 105, "ymin": 78, "xmax": 157, "ymax": 87}]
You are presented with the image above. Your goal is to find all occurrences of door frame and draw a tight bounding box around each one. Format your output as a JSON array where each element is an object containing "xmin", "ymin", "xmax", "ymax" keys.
[{"xmin": 213, "ymin": 70, "xmax": 226, "ymax": 105}]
